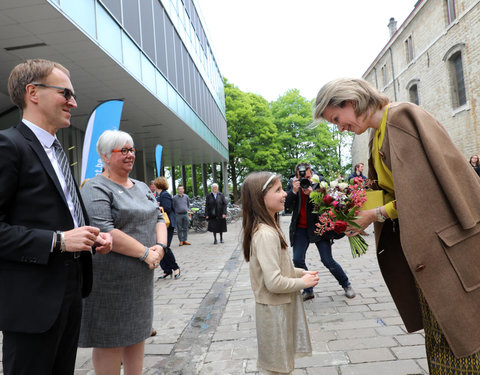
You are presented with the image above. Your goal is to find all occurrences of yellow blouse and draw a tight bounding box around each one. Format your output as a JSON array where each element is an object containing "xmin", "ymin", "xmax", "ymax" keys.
[{"xmin": 371, "ymin": 106, "xmax": 398, "ymax": 219}]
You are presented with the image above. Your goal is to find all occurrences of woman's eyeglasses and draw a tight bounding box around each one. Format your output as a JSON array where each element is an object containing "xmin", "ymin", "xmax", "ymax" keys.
[
  {"xmin": 32, "ymin": 83, "xmax": 76, "ymax": 101},
  {"xmin": 112, "ymin": 148, "xmax": 136, "ymax": 155}
]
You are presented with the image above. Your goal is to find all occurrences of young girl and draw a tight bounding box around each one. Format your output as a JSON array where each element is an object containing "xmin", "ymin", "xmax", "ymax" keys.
[{"xmin": 241, "ymin": 171, "xmax": 319, "ymax": 375}]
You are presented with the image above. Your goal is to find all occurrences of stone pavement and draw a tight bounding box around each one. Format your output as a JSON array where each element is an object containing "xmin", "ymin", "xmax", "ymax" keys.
[{"xmin": 0, "ymin": 216, "xmax": 429, "ymax": 374}]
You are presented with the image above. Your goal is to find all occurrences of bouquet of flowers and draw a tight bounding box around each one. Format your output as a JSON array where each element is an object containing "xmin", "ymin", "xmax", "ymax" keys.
[{"xmin": 309, "ymin": 176, "xmax": 368, "ymax": 258}]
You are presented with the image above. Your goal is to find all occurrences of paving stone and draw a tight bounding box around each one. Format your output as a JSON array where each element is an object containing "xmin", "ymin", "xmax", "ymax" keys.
[
  {"xmin": 395, "ymin": 333, "xmax": 425, "ymax": 346},
  {"xmin": 347, "ymin": 347, "xmax": 396, "ymax": 363},
  {"xmin": 328, "ymin": 336, "xmax": 397, "ymax": 351},
  {"xmin": 339, "ymin": 359, "xmax": 425, "ymax": 375},
  {"xmin": 391, "ymin": 345, "xmax": 427, "ymax": 359}
]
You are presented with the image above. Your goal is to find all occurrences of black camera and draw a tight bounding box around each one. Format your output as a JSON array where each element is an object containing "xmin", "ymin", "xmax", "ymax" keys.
[{"xmin": 297, "ymin": 165, "xmax": 311, "ymax": 189}]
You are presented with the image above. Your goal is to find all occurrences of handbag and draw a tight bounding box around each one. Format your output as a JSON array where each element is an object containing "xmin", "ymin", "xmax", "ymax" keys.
[{"xmin": 160, "ymin": 207, "xmax": 170, "ymax": 228}]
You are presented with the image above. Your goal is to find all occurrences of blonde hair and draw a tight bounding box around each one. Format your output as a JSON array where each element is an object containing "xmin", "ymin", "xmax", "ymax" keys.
[
  {"xmin": 8, "ymin": 59, "xmax": 70, "ymax": 110},
  {"xmin": 241, "ymin": 172, "xmax": 287, "ymax": 262},
  {"xmin": 314, "ymin": 78, "xmax": 389, "ymax": 121}
]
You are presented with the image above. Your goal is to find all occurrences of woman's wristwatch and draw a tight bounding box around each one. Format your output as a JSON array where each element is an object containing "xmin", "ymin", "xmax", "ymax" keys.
[
  {"xmin": 375, "ymin": 207, "xmax": 388, "ymax": 222},
  {"xmin": 156, "ymin": 242, "xmax": 167, "ymax": 250}
]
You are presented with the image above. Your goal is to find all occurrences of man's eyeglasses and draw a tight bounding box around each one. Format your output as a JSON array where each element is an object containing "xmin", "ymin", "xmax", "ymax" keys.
[
  {"xmin": 32, "ymin": 83, "xmax": 77, "ymax": 101},
  {"xmin": 112, "ymin": 148, "xmax": 136, "ymax": 155}
]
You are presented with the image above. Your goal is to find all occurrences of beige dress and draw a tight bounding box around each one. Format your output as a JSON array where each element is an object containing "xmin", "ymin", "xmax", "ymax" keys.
[{"xmin": 249, "ymin": 224, "xmax": 312, "ymax": 374}]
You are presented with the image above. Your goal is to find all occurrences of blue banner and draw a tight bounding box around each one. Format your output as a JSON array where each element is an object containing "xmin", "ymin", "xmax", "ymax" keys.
[
  {"xmin": 155, "ymin": 144, "xmax": 163, "ymax": 177},
  {"xmin": 81, "ymin": 99, "xmax": 124, "ymax": 183}
]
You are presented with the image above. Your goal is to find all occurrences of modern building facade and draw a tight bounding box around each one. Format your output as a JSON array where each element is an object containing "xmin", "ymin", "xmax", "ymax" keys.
[
  {"xmin": 352, "ymin": 0, "xmax": 480, "ymax": 171},
  {"xmin": 0, "ymin": 0, "xmax": 228, "ymax": 191}
]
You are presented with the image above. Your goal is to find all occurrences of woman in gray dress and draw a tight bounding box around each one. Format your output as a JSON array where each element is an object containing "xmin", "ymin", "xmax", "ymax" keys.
[{"xmin": 79, "ymin": 130, "xmax": 167, "ymax": 375}]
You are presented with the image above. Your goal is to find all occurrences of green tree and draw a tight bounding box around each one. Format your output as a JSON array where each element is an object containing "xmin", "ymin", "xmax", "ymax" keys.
[
  {"xmin": 225, "ymin": 79, "xmax": 279, "ymax": 201},
  {"xmin": 270, "ymin": 89, "xmax": 341, "ymax": 179}
]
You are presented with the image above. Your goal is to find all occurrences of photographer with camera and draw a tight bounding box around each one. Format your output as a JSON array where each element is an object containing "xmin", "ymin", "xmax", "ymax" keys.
[{"xmin": 285, "ymin": 163, "xmax": 355, "ymax": 301}]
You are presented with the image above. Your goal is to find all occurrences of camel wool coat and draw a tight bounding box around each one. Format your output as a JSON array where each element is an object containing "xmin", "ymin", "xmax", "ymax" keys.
[{"xmin": 368, "ymin": 102, "xmax": 480, "ymax": 358}]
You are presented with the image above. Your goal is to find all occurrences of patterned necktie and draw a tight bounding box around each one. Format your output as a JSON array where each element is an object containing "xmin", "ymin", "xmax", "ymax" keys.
[{"xmin": 53, "ymin": 139, "xmax": 85, "ymax": 227}]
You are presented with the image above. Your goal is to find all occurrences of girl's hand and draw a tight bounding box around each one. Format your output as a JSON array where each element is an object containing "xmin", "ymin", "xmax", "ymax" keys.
[
  {"xmin": 302, "ymin": 273, "xmax": 319, "ymax": 288},
  {"xmin": 302, "ymin": 270, "xmax": 319, "ymax": 276},
  {"xmin": 346, "ymin": 209, "xmax": 376, "ymax": 236}
]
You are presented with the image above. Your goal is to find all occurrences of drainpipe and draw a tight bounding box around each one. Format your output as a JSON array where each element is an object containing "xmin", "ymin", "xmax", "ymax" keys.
[{"xmin": 389, "ymin": 47, "xmax": 397, "ymax": 101}]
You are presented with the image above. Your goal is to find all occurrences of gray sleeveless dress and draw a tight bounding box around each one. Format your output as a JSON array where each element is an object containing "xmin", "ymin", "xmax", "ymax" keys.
[{"xmin": 78, "ymin": 175, "xmax": 163, "ymax": 348}]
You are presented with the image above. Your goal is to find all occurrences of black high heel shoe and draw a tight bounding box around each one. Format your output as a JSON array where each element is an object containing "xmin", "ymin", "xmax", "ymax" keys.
[
  {"xmin": 158, "ymin": 272, "xmax": 172, "ymax": 279},
  {"xmin": 174, "ymin": 268, "xmax": 181, "ymax": 279}
]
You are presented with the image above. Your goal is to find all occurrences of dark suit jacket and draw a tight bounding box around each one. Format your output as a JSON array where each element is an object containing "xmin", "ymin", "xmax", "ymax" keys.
[{"xmin": 0, "ymin": 122, "xmax": 92, "ymax": 334}]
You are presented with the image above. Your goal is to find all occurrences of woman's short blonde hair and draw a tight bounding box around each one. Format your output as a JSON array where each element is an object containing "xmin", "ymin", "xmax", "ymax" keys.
[{"xmin": 314, "ymin": 78, "xmax": 389, "ymax": 121}]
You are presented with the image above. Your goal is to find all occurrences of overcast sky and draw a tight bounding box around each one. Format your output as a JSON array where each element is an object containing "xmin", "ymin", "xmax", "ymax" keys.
[{"xmin": 196, "ymin": 0, "xmax": 417, "ymax": 102}]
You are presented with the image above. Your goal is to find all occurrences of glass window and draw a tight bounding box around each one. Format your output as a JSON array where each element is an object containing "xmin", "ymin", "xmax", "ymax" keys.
[
  {"xmin": 405, "ymin": 36, "xmax": 414, "ymax": 63},
  {"xmin": 61, "ymin": 0, "xmax": 96, "ymax": 38},
  {"xmin": 409, "ymin": 84, "xmax": 419, "ymax": 105},
  {"xmin": 122, "ymin": 32, "xmax": 141, "ymax": 79},
  {"xmin": 99, "ymin": 0, "xmax": 121, "ymax": 23},
  {"xmin": 381, "ymin": 64, "xmax": 387, "ymax": 86},
  {"xmin": 165, "ymin": 17, "xmax": 177, "ymax": 87},
  {"xmin": 122, "ymin": 0, "xmax": 141, "ymax": 45},
  {"xmin": 97, "ymin": 4, "xmax": 122, "ymax": 62},
  {"xmin": 175, "ymin": 32, "xmax": 185, "ymax": 97},
  {"xmin": 167, "ymin": 85, "xmax": 178, "ymax": 114},
  {"xmin": 156, "ymin": 71, "xmax": 168, "ymax": 104},
  {"xmin": 450, "ymin": 52, "xmax": 466, "ymax": 107},
  {"xmin": 141, "ymin": 55, "xmax": 156, "ymax": 93},
  {"xmin": 446, "ymin": 0, "xmax": 456, "ymax": 24},
  {"xmin": 140, "ymin": 0, "xmax": 155, "ymax": 62},
  {"xmin": 153, "ymin": 1, "xmax": 168, "ymax": 76}
]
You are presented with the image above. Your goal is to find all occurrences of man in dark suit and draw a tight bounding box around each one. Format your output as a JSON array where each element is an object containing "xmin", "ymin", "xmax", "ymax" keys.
[{"xmin": 0, "ymin": 59, "xmax": 112, "ymax": 375}]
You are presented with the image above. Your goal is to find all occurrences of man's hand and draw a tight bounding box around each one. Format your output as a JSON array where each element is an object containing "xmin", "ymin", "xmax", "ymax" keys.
[
  {"xmin": 291, "ymin": 178, "xmax": 301, "ymax": 194},
  {"xmin": 94, "ymin": 232, "xmax": 112, "ymax": 254},
  {"xmin": 63, "ymin": 226, "xmax": 100, "ymax": 252},
  {"xmin": 302, "ymin": 186, "xmax": 313, "ymax": 196}
]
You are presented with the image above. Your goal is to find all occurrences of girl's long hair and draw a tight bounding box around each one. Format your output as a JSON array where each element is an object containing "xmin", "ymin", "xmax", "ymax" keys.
[{"xmin": 241, "ymin": 172, "xmax": 288, "ymax": 262}]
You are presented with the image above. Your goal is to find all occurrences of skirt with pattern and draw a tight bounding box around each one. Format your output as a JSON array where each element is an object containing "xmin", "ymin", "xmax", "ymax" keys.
[{"xmin": 418, "ymin": 286, "xmax": 480, "ymax": 374}]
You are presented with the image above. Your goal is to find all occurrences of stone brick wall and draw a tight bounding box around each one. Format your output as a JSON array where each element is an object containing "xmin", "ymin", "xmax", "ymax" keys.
[{"xmin": 353, "ymin": 0, "xmax": 480, "ymax": 173}]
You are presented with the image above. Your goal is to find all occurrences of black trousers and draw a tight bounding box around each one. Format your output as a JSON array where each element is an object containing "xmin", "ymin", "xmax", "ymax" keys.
[
  {"xmin": 2, "ymin": 259, "xmax": 83, "ymax": 375},
  {"xmin": 160, "ymin": 226, "xmax": 179, "ymax": 274}
]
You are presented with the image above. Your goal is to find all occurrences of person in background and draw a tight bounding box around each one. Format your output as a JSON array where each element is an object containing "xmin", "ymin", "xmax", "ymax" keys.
[
  {"xmin": 154, "ymin": 177, "xmax": 181, "ymax": 279},
  {"xmin": 315, "ymin": 77, "xmax": 480, "ymax": 373},
  {"xmin": 205, "ymin": 183, "xmax": 228, "ymax": 244},
  {"xmin": 347, "ymin": 162, "xmax": 368, "ymax": 183},
  {"xmin": 0, "ymin": 58, "xmax": 111, "ymax": 375},
  {"xmin": 242, "ymin": 171, "xmax": 319, "ymax": 375},
  {"xmin": 79, "ymin": 129, "xmax": 166, "ymax": 375},
  {"xmin": 285, "ymin": 163, "xmax": 355, "ymax": 301},
  {"xmin": 149, "ymin": 180, "xmax": 158, "ymax": 198},
  {"xmin": 172, "ymin": 185, "xmax": 191, "ymax": 246},
  {"xmin": 469, "ymin": 155, "xmax": 480, "ymax": 177}
]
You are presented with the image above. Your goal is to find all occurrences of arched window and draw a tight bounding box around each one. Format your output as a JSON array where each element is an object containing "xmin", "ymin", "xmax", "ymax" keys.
[
  {"xmin": 450, "ymin": 52, "xmax": 466, "ymax": 107},
  {"xmin": 409, "ymin": 85, "xmax": 419, "ymax": 105},
  {"xmin": 406, "ymin": 79, "xmax": 420, "ymax": 105},
  {"xmin": 443, "ymin": 44, "xmax": 467, "ymax": 109}
]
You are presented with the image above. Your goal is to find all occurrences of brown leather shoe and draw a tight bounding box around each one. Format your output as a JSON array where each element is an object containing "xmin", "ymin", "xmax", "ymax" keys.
[
  {"xmin": 179, "ymin": 241, "xmax": 184, "ymax": 246},
  {"xmin": 183, "ymin": 241, "xmax": 191, "ymax": 245},
  {"xmin": 151, "ymin": 328, "xmax": 157, "ymax": 336}
]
